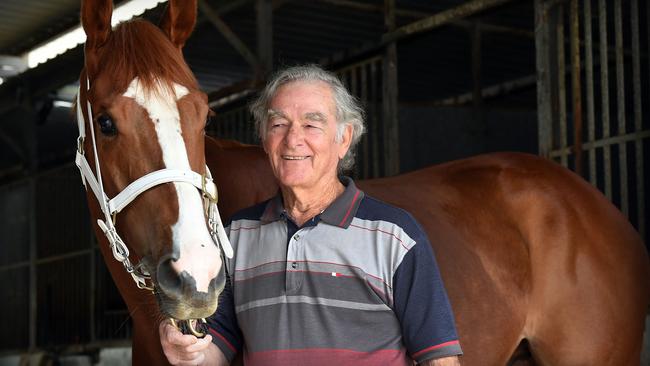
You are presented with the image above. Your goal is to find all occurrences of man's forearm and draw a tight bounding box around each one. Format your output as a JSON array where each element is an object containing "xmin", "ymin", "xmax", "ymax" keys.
[{"xmin": 420, "ymin": 355, "xmax": 461, "ymax": 366}]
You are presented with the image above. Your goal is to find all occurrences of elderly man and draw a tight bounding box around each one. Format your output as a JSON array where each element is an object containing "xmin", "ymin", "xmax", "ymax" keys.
[{"xmin": 159, "ymin": 65, "xmax": 462, "ymax": 365}]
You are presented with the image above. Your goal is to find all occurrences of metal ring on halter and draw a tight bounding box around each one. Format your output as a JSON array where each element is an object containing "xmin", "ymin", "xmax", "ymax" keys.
[
  {"xmin": 169, "ymin": 318, "xmax": 207, "ymax": 338},
  {"xmin": 202, "ymin": 173, "xmax": 218, "ymax": 203}
]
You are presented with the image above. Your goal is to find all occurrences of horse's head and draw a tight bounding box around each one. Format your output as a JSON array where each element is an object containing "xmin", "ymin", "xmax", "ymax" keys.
[{"xmin": 78, "ymin": 0, "xmax": 226, "ymax": 322}]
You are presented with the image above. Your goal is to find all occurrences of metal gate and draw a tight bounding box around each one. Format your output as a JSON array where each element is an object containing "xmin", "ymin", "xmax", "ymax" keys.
[
  {"xmin": 0, "ymin": 165, "xmax": 131, "ymax": 354},
  {"xmin": 535, "ymin": 0, "xmax": 648, "ymax": 242}
]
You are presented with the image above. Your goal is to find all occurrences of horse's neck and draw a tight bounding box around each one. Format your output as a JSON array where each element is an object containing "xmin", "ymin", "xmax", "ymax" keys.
[{"xmin": 204, "ymin": 137, "xmax": 278, "ymax": 221}]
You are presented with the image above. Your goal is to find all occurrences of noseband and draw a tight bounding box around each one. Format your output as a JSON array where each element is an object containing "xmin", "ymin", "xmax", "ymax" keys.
[{"xmin": 74, "ymin": 78, "xmax": 233, "ymax": 292}]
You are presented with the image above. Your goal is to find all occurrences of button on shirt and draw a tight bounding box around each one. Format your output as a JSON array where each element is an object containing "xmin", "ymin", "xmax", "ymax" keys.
[{"xmin": 208, "ymin": 177, "xmax": 462, "ymax": 365}]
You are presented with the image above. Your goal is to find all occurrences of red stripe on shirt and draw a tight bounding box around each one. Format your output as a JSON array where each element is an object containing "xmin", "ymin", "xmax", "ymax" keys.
[
  {"xmin": 339, "ymin": 189, "xmax": 360, "ymax": 226},
  {"xmin": 245, "ymin": 348, "xmax": 409, "ymax": 366},
  {"xmin": 208, "ymin": 328, "xmax": 236, "ymax": 353},
  {"xmin": 349, "ymin": 223, "xmax": 413, "ymax": 251},
  {"xmin": 411, "ymin": 340, "xmax": 460, "ymax": 358}
]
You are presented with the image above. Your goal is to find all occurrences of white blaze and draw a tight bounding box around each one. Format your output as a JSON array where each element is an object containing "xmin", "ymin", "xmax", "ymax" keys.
[{"xmin": 123, "ymin": 78, "xmax": 220, "ymax": 293}]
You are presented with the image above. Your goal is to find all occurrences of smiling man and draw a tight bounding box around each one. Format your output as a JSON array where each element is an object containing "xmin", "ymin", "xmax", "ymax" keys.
[{"xmin": 159, "ymin": 65, "xmax": 462, "ymax": 366}]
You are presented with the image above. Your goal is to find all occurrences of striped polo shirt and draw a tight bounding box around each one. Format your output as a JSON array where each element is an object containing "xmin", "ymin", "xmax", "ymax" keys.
[{"xmin": 208, "ymin": 177, "xmax": 462, "ymax": 365}]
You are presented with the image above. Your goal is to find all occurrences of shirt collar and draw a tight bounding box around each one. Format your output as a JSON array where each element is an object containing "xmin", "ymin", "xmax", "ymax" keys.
[{"xmin": 260, "ymin": 176, "xmax": 364, "ymax": 228}]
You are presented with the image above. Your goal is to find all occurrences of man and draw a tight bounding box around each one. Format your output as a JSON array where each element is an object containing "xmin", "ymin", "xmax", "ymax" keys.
[{"xmin": 159, "ymin": 65, "xmax": 462, "ymax": 365}]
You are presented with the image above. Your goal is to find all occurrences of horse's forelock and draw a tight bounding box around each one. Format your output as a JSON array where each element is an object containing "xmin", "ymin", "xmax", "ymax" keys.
[{"xmin": 96, "ymin": 19, "xmax": 198, "ymax": 98}]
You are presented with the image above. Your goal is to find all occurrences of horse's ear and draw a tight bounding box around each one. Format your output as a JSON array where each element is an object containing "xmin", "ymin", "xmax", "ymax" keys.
[
  {"xmin": 80, "ymin": 0, "xmax": 113, "ymax": 78},
  {"xmin": 159, "ymin": 0, "xmax": 197, "ymax": 49}
]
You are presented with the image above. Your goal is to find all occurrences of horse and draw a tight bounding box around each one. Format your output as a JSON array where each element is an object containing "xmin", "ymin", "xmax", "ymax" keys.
[{"xmin": 77, "ymin": 0, "xmax": 650, "ymax": 365}]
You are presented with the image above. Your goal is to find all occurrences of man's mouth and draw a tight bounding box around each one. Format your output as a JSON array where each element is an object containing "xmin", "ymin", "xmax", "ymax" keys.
[{"xmin": 282, "ymin": 155, "xmax": 310, "ymax": 160}]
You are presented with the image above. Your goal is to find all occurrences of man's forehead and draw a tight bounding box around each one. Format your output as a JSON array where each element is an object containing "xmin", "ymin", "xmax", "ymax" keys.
[{"xmin": 270, "ymin": 82, "xmax": 335, "ymax": 112}]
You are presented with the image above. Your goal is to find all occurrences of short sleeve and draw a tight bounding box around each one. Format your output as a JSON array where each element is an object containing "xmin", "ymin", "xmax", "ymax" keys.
[
  {"xmin": 393, "ymin": 232, "xmax": 462, "ymax": 363},
  {"xmin": 206, "ymin": 271, "xmax": 242, "ymax": 362}
]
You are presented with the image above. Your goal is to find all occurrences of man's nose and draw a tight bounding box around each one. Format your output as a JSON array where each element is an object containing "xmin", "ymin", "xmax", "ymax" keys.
[{"xmin": 284, "ymin": 125, "xmax": 304, "ymax": 148}]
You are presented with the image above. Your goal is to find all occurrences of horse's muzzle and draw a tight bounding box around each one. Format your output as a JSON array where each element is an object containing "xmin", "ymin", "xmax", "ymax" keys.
[{"xmin": 155, "ymin": 255, "xmax": 226, "ymax": 320}]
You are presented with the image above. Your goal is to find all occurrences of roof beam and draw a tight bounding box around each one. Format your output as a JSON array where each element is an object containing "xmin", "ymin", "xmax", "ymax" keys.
[
  {"xmin": 382, "ymin": 0, "xmax": 517, "ymax": 44},
  {"xmin": 318, "ymin": 0, "xmax": 533, "ymax": 39},
  {"xmin": 198, "ymin": 0, "xmax": 263, "ymax": 74}
]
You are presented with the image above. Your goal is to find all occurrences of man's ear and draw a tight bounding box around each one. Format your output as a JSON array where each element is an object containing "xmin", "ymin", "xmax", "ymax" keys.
[
  {"xmin": 159, "ymin": 0, "xmax": 197, "ymax": 49},
  {"xmin": 80, "ymin": 0, "xmax": 113, "ymax": 79},
  {"xmin": 338, "ymin": 124, "xmax": 354, "ymax": 159}
]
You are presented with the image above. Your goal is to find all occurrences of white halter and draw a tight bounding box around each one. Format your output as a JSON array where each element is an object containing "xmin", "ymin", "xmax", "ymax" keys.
[{"xmin": 75, "ymin": 78, "xmax": 233, "ymax": 291}]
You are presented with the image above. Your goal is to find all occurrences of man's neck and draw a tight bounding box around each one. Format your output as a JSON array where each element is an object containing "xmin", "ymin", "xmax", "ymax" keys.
[{"xmin": 281, "ymin": 177, "xmax": 344, "ymax": 226}]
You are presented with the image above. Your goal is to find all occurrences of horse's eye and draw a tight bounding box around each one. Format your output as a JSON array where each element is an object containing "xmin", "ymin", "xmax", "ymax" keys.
[{"xmin": 97, "ymin": 114, "xmax": 117, "ymax": 136}]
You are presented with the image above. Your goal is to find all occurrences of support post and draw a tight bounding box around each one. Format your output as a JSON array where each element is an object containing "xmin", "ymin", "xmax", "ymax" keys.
[
  {"xmin": 382, "ymin": 0, "xmax": 399, "ymax": 176},
  {"xmin": 535, "ymin": 0, "xmax": 553, "ymax": 158},
  {"xmin": 570, "ymin": 0, "xmax": 583, "ymax": 175},
  {"xmin": 256, "ymin": 0, "xmax": 273, "ymax": 78}
]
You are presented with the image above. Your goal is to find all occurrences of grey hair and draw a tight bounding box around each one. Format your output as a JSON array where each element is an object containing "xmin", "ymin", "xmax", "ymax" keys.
[{"xmin": 250, "ymin": 64, "xmax": 366, "ymax": 172}]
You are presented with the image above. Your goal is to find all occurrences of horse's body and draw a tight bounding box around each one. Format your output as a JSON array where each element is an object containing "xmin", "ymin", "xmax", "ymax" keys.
[
  {"xmin": 204, "ymin": 140, "xmax": 649, "ymax": 365},
  {"xmin": 78, "ymin": 0, "xmax": 649, "ymax": 364}
]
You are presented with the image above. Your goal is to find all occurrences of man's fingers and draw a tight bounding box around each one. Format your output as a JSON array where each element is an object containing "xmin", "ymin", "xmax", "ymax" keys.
[
  {"xmin": 164, "ymin": 322, "xmax": 199, "ymax": 347},
  {"xmin": 185, "ymin": 335, "xmax": 212, "ymax": 353}
]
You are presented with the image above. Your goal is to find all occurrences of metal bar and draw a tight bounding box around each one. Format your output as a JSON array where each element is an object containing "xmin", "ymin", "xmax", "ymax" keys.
[
  {"xmin": 535, "ymin": 0, "xmax": 553, "ymax": 158},
  {"xmin": 549, "ymin": 130, "xmax": 650, "ymax": 157},
  {"xmin": 28, "ymin": 177, "xmax": 37, "ymax": 351},
  {"xmin": 383, "ymin": 0, "xmax": 399, "ymax": 176},
  {"xmin": 319, "ymin": 0, "xmax": 534, "ymax": 38},
  {"xmin": 584, "ymin": 0, "xmax": 596, "ymax": 185},
  {"xmin": 198, "ymin": 0, "xmax": 262, "ymax": 73},
  {"xmin": 0, "ymin": 248, "xmax": 96, "ymax": 272},
  {"xmin": 360, "ymin": 64, "xmax": 369, "ymax": 179},
  {"xmin": 382, "ymin": 0, "xmax": 514, "ymax": 44},
  {"xmin": 570, "ymin": 0, "xmax": 582, "ymax": 175},
  {"xmin": 598, "ymin": 0, "xmax": 612, "ymax": 200},
  {"xmin": 256, "ymin": 0, "xmax": 273, "ymax": 77},
  {"xmin": 557, "ymin": 5, "xmax": 568, "ymax": 167},
  {"xmin": 431, "ymin": 74, "xmax": 536, "ymax": 107},
  {"xmin": 472, "ymin": 21, "xmax": 483, "ymax": 111},
  {"xmin": 89, "ymin": 241, "xmax": 96, "ymax": 342},
  {"xmin": 614, "ymin": 0, "xmax": 628, "ymax": 216},
  {"xmin": 370, "ymin": 59, "xmax": 380, "ymax": 178},
  {"xmin": 25, "ymin": 101, "xmax": 38, "ymax": 351},
  {"xmin": 349, "ymin": 67, "xmax": 359, "ymax": 177},
  {"xmin": 631, "ymin": 0, "xmax": 645, "ymax": 238}
]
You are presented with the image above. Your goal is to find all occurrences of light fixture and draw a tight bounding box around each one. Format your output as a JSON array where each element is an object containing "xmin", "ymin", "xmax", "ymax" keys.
[
  {"xmin": 53, "ymin": 100, "xmax": 74, "ymax": 108},
  {"xmin": 22, "ymin": 0, "xmax": 167, "ymax": 69}
]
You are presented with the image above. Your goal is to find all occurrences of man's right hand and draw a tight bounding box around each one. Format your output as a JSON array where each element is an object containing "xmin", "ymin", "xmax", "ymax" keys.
[{"xmin": 159, "ymin": 319, "xmax": 217, "ymax": 365}]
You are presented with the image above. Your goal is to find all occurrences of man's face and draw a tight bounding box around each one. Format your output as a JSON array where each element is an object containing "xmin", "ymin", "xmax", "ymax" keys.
[{"xmin": 263, "ymin": 80, "xmax": 351, "ymax": 191}]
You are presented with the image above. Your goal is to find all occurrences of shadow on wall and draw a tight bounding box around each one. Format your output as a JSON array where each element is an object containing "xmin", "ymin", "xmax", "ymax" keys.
[{"xmin": 399, "ymin": 106, "xmax": 538, "ymax": 172}]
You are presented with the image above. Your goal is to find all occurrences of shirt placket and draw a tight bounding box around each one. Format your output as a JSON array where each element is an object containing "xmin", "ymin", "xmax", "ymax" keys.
[{"xmin": 285, "ymin": 228, "xmax": 306, "ymax": 294}]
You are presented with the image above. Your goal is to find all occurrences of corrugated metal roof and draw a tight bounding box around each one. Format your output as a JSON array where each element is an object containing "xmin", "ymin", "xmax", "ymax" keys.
[{"xmin": 0, "ymin": 0, "xmax": 80, "ymax": 54}]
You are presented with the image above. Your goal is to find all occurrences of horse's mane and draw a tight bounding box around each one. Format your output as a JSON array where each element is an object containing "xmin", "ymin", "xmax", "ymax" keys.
[{"xmin": 96, "ymin": 19, "xmax": 199, "ymax": 95}]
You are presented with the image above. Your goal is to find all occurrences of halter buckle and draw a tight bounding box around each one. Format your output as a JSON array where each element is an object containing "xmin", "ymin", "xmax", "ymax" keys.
[
  {"xmin": 202, "ymin": 173, "xmax": 218, "ymax": 203},
  {"xmin": 77, "ymin": 136, "xmax": 85, "ymax": 155}
]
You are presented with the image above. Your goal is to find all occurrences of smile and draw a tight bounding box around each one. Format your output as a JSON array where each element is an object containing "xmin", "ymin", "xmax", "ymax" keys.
[{"xmin": 282, "ymin": 155, "xmax": 310, "ymax": 160}]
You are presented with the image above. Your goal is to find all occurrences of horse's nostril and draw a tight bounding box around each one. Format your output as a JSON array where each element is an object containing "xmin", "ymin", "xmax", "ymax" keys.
[{"xmin": 157, "ymin": 257, "xmax": 182, "ymax": 293}]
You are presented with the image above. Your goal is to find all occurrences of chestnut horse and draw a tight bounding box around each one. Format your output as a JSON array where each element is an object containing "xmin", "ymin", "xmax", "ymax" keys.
[{"xmin": 77, "ymin": 0, "xmax": 649, "ymax": 365}]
